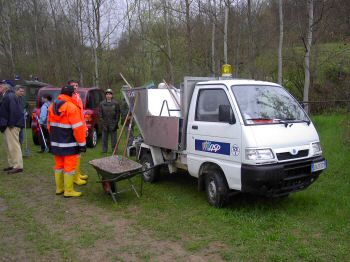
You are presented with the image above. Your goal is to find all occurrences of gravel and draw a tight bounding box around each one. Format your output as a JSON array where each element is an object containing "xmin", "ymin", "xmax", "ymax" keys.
[{"xmin": 89, "ymin": 155, "xmax": 142, "ymax": 175}]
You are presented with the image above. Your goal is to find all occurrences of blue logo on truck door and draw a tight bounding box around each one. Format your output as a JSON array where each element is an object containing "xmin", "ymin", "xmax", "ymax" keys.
[{"xmin": 195, "ymin": 139, "xmax": 230, "ymax": 155}]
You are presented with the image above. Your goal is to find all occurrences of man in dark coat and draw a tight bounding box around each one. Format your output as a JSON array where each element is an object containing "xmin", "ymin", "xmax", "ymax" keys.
[
  {"xmin": 0, "ymin": 82, "xmax": 24, "ymax": 174},
  {"xmin": 99, "ymin": 89, "xmax": 120, "ymax": 153}
]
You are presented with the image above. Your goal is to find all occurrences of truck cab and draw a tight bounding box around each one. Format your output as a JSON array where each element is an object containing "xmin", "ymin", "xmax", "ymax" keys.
[
  {"xmin": 186, "ymin": 79, "xmax": 326, "ymax": 206},
  {"xmin": 122, "ymin": 74, "xmax": 327, "ymax": 207}
]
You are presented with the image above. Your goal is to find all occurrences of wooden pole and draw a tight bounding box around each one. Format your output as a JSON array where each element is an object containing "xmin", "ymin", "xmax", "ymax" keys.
[
  {"xmin": 123, "ymin": 91, "xmax": 139, "ymax": 156},
  {"xmin": 115, "ymin": 73, "xmax": 139, "ymax": 157},
  {"xmin": 112, "ymin": 111, "xmax": 131, "ymax": 156},
  {"xmin": 120, "ymin": 73, "xmax": 133, "ymax": 89}
]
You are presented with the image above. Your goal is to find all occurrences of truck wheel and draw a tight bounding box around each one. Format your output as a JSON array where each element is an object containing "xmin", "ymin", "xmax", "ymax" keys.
[
  {"xmin": 87, "ymin": 127, "xmax": 98, "ymax": 148},
  {"xmin": 205, "ymin": 170, "xmax": 229, "ymax": 207},
  {"xmin": 140, "ymin": 153, "xmax": 159, "ymax": 183}
]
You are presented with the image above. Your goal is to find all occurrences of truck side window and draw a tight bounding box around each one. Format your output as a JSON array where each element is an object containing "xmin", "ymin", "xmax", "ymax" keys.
[{"xmin": 195, "ymin": 89, "xmax": 231, "ymax": 122}]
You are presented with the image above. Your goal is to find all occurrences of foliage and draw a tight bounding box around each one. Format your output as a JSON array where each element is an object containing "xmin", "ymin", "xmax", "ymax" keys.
[{"xmin": 0, "ymin": 0, "xmax": 349, "ymax": 98}]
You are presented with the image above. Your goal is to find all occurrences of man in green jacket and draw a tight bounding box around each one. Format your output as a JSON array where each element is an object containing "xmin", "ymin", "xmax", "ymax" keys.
[{"xmin": 99, "ymin": 89, "xmax": 120, "ymax": 153}]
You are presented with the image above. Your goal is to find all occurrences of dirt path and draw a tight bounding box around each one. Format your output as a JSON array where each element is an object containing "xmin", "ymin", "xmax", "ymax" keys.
[{"xmin": 0, "ymin": 166, "xmax": 224, "ymax": 262}]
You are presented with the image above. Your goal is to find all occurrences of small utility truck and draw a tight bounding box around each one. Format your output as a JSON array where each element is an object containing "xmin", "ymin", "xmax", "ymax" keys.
[{"xmin": 122, "ymin": 66, "xmax": 327, "ymax": 207}]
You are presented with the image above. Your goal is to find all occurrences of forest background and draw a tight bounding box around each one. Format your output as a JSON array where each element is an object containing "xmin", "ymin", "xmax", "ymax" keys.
[{"xmin": 0, "ymin": 0, "xmax": 349, "ymax": 107}]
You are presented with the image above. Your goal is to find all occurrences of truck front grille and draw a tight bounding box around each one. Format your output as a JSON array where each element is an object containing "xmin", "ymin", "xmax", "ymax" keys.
[
  {"xmin": 276, "ymin": 149, "xmax": 309, "ymax": 161},
  {"xmin": 274, "ymin": 160, "xmax": 319, "ymax": 196}
]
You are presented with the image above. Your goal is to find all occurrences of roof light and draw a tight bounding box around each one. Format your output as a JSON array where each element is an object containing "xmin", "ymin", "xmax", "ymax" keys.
[{"xmin": 221, "ymin": 64, "xmax": 233, "ymax": 77}]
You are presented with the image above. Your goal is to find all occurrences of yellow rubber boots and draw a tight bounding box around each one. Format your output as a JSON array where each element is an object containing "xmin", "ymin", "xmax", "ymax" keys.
[
  {"xmin": 64, "ymin": 173, "xmax": 82, "ymax": 197},
  {"xmin": 54, "ymin": 172, "xmax": 64, "ymax": 195},
  {"xmin": 75, "ymin": 157, "xmax": 88, "ymax": 183},
  {"xmin": 74, "ymin": 158, "xmax": 87, "ymax": 185}
]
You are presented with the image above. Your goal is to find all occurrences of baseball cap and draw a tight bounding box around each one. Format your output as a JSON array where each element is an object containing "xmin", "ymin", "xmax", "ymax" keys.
[{"xmin": 61, "ymin": 85, "xmax": 75, "ymax": 97}]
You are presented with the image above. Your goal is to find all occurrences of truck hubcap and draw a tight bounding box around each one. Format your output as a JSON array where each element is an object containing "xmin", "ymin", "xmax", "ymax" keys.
[
  {"xmin": 142, "ymin": 162, "xmax": 151, "ymax": 179},
  {"xmin": 208, "ymin": 180, "xmax": 217, "ymax": 200},
  {"xmin": 92, "ymin": 130, "xmax": 97, "ymax": 146}
]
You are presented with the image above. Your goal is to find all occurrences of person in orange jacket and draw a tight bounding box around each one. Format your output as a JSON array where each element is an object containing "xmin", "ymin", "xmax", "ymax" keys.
[
  {"xmin": 48, "ymin": 85, "xmax": 87, "ymax": 197},
  {"xmin": 68, "ymin": 79, "xmax": 88, "ymax": 185}
]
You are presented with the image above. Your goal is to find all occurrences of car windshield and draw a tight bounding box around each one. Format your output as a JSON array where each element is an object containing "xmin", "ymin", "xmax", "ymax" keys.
[
  {"xmin": 38, "ymin": 90, "xmax": 85, "ymax": 107},
  {"xmin": 231, "ymin": 85, "xmax": 309, "ymax": 125}
]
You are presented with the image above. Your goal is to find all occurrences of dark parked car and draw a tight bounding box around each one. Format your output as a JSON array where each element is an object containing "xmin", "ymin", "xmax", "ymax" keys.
[
  {"xmin": 5, "ymin": 79, "xmax": 49, "ymax": 126},
  {"xmin": 31, "ymin": 86, "xmax": 105, "ymax": 147}
]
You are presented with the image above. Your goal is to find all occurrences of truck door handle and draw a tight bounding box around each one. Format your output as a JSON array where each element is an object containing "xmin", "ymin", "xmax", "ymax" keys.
[{"xmin": 192, "ymin": 125, "xmax": 198, "ymax": 130}]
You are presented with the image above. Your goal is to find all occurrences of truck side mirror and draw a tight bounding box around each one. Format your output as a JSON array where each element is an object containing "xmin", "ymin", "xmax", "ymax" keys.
[{"xmin": 219, "ymin": 105, "xmax": 235, "ymax": 124}]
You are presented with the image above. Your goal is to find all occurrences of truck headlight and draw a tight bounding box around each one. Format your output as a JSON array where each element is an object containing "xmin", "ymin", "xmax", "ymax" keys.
[
  {"xmin": 311, "ymin": 142, "xmax": 322, "ymax": 156},
  {"xmin": 245, "ymin": 148, "xmax": 274, "ymax": 161}
]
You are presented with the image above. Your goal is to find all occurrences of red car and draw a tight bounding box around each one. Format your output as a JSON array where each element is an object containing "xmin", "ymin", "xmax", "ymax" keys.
[{"xmin": 31, "ymin": 86, "xmax": 105, "ymax": 147}]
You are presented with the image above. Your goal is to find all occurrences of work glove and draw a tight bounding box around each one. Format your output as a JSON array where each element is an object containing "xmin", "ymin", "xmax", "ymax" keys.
[
  {"xmin": 0, "ymin": 126, "xmax": 6, "ymax": 133},
  {"xmin": 79, "ymin": 145, "xmax": 87, "ymax": 153}
]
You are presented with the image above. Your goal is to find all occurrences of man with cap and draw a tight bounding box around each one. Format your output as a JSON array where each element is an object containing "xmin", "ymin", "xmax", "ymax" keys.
[
  {"xmin": 0, "ymin": 81, "xmax": 24, "ymax": 174},
  {"xmin": 47, "ymin": 85, "xmax": 86, "ymax": 197},
  {"xmin": 68, "ymin": 80, "xmax": 88, "ymax": 185},
  {"xmin": 99, "ymin": 88, "xmax": 120, "ymax": 153}
]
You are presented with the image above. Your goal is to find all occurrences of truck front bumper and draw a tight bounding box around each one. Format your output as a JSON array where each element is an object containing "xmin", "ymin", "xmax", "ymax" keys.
[{"xmin": 241, "ymin": 156, "xmax": 326, "ymax": 197}]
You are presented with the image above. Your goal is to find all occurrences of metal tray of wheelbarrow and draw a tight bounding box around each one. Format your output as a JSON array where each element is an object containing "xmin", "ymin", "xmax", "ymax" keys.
[{"xmin": 89, "ymin": 155, "xmax": 143, "ymax": 203}]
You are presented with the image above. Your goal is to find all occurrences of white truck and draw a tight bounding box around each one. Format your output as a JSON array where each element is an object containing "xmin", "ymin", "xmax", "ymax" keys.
[{"xmin": 122, "ymin": 73, "xmax": 327, "ymax": 207}]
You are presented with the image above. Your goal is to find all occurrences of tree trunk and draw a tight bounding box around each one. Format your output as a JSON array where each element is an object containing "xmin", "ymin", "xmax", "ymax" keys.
[
  {"xmin": 303, "ymin": 0, "xmax": 313, "ymax": 113},
  {"xmin": 234, "ymin": 22, "xmax": 242, "ymax": 78},
  {"xmin": 209, "ymin": 0, "xmax": 216, "ymax": 75},
  {"xmin": 164, "ymin": 0, "xmax": 174, "ymax": 84},
  {"xmin": 4, "ymin": 7, "xmax": 16, "ymax": 76},
  {"xmin": 277, "ymin": 0, "xmax": 283, "ymax": 85},
  {"xmin": 247, "ymin": 0, "xmax": 255, "ymax": 78},
  {"xmin": 224, "ymin": 0, "xmax": 229, "ymax": 64},
  {"xmin": 185, "ymin": 0, "xmax": 193, "ymax": 74}
]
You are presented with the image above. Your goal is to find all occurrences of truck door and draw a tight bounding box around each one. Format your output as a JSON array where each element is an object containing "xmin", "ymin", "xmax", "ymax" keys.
[{"xmin": 186, "ymin": 85, "xmax": 242, "ymax": 190}]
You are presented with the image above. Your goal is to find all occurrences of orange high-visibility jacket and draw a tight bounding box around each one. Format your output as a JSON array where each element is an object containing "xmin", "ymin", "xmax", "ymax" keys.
[
  {"xmin": 72, "ymin": 92, "xmax": 87, "ymax": 132},
  {"xmin": 48, "ymin": 94, "xmax": 86, "ymax": 156}
]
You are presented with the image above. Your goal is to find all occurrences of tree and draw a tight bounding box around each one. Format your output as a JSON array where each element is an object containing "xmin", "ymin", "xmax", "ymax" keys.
[
  {"xmin": 277, "ymin": 0, "xmax": 283, "ymax": 85},
  {"xmin": 303, "ymin": 0, "xmax": 313, "ymax": 113},
  {"xmin": 224, "ymin": 0, "xmax": 229, "ymax": 64}
]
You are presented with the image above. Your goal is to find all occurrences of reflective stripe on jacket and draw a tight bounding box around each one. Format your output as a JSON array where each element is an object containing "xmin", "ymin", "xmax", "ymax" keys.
[{"xmin": 48, "ymin": 94, "xmax": 86, "ymax": 156}]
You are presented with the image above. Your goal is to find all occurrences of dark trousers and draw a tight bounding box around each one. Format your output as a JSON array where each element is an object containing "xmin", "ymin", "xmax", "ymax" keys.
[
  {"xmin": 102, "ymin": 128, "xmax": 117, "ymax": 153},
  {"xmin": 39, "ymin": 125, "xmax": 50, "ymax": 151}
]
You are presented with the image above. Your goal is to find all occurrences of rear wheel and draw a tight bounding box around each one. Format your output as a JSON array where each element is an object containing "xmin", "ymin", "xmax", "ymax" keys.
[
  {"xmin": 140, "ymin": 153, "xmax": 160, "ymax": 182},
  {"xmin": 205, "ymin": 170, "xmax": 229, "ymax": 207},
  {"xmin": 87, "ymin": 127, "xmax": 98, "ymax": 148}
]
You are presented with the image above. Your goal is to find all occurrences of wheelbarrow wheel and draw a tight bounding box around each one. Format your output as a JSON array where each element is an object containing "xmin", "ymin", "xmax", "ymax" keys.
[{"xmin": 102, "ymin": 181, "xmax": 116, "ymax": 194}]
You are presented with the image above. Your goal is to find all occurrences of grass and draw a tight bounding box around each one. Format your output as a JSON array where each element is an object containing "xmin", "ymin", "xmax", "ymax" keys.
[{"xmin": 0, "ymin": 113, "xmax": 349, "ymax": 261}]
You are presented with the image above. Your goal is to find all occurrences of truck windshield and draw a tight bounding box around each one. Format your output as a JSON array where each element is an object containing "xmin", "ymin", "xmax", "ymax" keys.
[{"xmin": 231, "ymin": 85, "xmax": 309, "ymax": 125}]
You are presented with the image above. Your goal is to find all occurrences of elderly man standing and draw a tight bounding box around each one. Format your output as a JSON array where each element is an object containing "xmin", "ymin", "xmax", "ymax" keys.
[{"xmin": 0, "ymin": 82, "xmax": 24, "ymax": 174}]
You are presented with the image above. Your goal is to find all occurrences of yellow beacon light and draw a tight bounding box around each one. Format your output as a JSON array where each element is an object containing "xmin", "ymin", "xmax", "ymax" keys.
[{"xmin": 221, "ymin": 64, "xmax": 233, "ymax": 77}]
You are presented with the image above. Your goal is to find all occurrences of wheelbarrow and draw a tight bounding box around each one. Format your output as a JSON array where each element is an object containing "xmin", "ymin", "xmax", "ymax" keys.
[{"xmin": 89, "ymin": 155, "xmax": 143, "ymax": 203}]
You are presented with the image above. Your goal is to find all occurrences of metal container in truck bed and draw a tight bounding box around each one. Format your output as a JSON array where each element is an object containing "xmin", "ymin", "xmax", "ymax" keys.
[{"xmin": 121, "ymin": 77, "xmax": 214, "ymax": 151}]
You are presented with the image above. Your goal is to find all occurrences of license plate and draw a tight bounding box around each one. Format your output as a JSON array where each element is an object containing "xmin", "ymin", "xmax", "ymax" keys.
[{"xmin": 311, "ymin": 160, "xmax": 327, "ymax": 172}]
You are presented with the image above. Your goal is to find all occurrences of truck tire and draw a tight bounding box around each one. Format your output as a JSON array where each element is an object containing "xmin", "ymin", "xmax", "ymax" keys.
[
  {"xmin": 140, "ymin": 153, "xmax": 160, "ymax": 183},
  {"xmin": 205, "ymin": 170, "xmax": 229, "ymax": 207},
  {"xmin": 87, "ymin": 127, "xmax": 98, "ymax": 148}
]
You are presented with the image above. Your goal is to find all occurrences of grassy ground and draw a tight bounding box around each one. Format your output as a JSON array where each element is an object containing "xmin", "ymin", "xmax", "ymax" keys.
[{"xmin": 0, "ymin": 114, "xmax": 349, "ymax": 261}]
